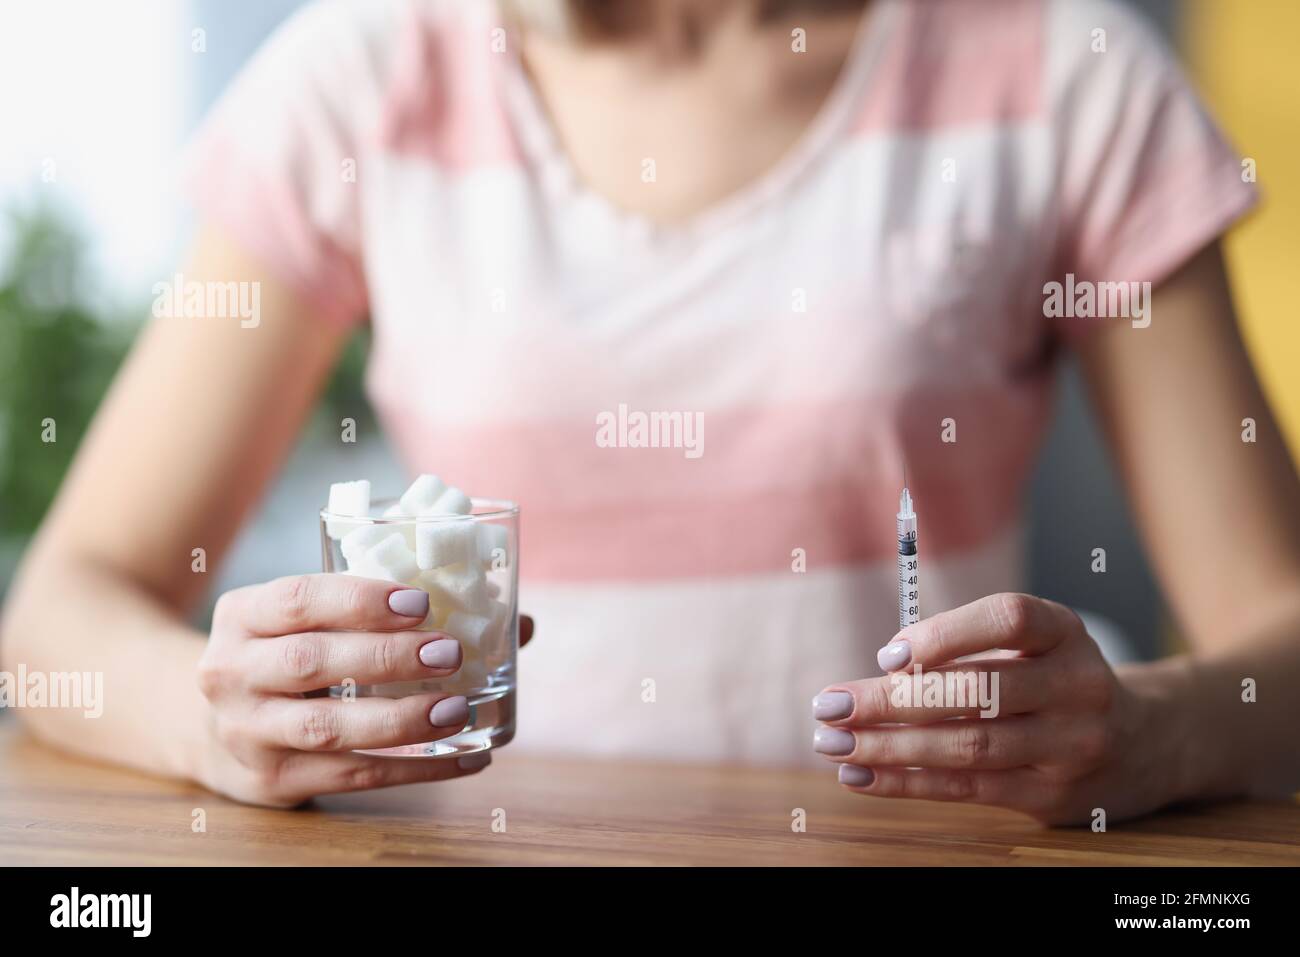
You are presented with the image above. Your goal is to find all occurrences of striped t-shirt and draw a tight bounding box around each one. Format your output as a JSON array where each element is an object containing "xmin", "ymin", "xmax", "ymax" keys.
[{"xmin": 186, "ymin": 0, "xmax": 1256, "ymax": 765}]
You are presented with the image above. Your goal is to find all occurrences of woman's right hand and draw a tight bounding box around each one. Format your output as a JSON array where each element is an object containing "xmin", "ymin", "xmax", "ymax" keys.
[{"xmin": 195, "ymin": 573, "xmax": 488, "ymax": 807}]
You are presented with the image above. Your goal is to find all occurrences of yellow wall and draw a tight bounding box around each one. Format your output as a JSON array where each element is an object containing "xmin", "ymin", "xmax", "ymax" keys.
[{"xmin": 1185, "ymin": 0, "xmax": 1300, "ymax": 464}]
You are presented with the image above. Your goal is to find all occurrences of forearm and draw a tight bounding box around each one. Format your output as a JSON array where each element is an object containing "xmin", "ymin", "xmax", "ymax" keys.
[
  {"xmin": 1122, "ymin": 589, "xmax": 1300, "ymax": 806},
  {"xmin": 1194, "ymin": 595, "xmax": 1300, "ymax": 798},
  {"xmin": 0, "ymin": 540, "xmax": 210, "ymax": 782}
]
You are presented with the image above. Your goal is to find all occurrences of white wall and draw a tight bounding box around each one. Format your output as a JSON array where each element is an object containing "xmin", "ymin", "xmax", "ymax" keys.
[{"xmin": 0, "ymin": 1, "xmax": 191, "ymax": 302}]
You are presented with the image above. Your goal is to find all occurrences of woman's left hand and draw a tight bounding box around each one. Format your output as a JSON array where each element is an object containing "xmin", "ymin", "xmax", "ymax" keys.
[{"xmin": 812, "ymin": 593, "xmax": 1201, "ymax": 825}]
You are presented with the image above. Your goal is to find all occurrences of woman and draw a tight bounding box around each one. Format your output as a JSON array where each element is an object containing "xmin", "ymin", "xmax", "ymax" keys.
[{"xmin": 3, "ymin": 0, "xmax": 1298, "ymax": 823}]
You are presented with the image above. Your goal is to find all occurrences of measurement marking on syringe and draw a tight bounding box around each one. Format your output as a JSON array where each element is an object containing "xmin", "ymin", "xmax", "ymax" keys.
[{"xmin": 897, "ymin": 478, "xmax": 919, "ymax": 630}]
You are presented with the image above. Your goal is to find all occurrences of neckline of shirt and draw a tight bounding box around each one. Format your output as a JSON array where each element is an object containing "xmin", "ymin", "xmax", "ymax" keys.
[{"xmin": 493, "ymin": 0, "xmax": 900, "ymax": 251}]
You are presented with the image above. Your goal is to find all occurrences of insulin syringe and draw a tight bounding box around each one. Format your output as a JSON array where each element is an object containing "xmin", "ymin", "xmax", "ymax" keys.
[{"xmin": 897, "ymin": 478, "xmax": 919, "ymax": 629}]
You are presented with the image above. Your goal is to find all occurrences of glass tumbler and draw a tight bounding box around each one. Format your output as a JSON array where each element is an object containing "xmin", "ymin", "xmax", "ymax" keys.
[{"xmin": 319, "ymin": 497, "xmax": 519, "ymax": 757}]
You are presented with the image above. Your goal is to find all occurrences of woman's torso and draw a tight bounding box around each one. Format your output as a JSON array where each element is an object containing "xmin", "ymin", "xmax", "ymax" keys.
[
  {"xmin": 360, "ymin": 0, "xmax": 1054, "ymax": 764},
  {"xmin": 188, "ymin": 0, "xmax": 1246, "ymax": 764}
]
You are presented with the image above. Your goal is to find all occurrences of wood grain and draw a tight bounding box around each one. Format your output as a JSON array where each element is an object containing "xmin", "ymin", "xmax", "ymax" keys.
[{"xmin": 1, "ymin": 721, "xmax": 1296, "ymax": 865}]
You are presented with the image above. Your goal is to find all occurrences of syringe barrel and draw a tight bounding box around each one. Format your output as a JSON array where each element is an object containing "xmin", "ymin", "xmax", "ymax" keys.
[
  {"xmin": 897, "ymin": 512, "xmax": 917, "ymax": 547},
  {"xmin": 897, "ymin": 514, "xmax": 919, "ymax": 629}
]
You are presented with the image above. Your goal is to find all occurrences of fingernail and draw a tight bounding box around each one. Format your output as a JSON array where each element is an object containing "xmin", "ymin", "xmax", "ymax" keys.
[
  {"xmin": 813, "ymin": 727, "xmax": 856, "ymax": 755},
  {"xmin": 457, "ymin": 752, "xmax": 491, "ymax": 771},
  {"xmin": 430, "ymin": 695, "xmax": 469, "ymax": 728},
  {"xmin": 838, "ymin": 765, "xmax": 875, "ymax": 788},
  {"xmin": 418, "ymin": 638, "xmax": 461, "ymax": 669},
  {"xmin": 812, "ymin": 691, "xmax": 854, "ymax": 721},
  {"xmin": 877, "ymin": 639, "xmax": 912, "ymax": 672},
  {"xmin": 389, "ymin": 589, "xmax": 429, "ymax": 618}
]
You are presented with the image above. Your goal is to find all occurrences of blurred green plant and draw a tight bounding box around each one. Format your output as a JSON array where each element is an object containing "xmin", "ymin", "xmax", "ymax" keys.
[
  {"xmin": 0, "ymin": 206, "xmax": 136, "ymax": 540},
  {"xmin": 0, "ymin": 204, "xmax": 374, "ymax": 544},
  {"xmin": 318, "ymin": 323, "xmax": 375, "ymax": 438}
]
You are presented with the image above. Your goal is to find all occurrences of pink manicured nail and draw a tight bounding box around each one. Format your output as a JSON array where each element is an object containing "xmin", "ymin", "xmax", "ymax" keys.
[
  {"xmin": 430, "ymin": 695, "xmax": 469, "ymax": 728},
  {"xmin": 813, "ymin": 727, "xmax": 856, "ymax": 755},
  {"xmin": 418, "ymin": 638, "xmax": 461, "ymax": 669},
  {"xmin": 839, "ymin": 765, "xmax": 875, "ymax": 788},
  {"xmin": 877, "ymin": 639, "xmax": 912, "ymax": 672},
  {"xmin": 812, "ymin": 692, "xmax": 854, "ymax": 721},
  {"xmin": 388, "ymin": 589, "xmax": 429, "ymax": 618}
]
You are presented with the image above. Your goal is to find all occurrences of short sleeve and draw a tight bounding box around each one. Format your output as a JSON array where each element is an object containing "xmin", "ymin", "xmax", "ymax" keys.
[
  {"xmin": 1046, "ymin": 0, "xmax": 1257, "ymax": 334},
  {"xmin": 180, "ymin": 0, "xmax": 404, "ymax": 327}
]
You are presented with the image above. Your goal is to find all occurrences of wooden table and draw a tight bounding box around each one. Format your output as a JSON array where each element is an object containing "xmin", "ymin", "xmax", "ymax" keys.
[{"xmin": 1, "ymin": 722, "xmax": 1297, "ymax": 866}]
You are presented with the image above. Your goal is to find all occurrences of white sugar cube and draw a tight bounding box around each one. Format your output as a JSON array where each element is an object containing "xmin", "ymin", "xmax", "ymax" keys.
[
  {"xmin": 428, "ymin": 486, "xmax": 472, "ymax": 515},
  {"xmin": 446, "ymin": 600, "xmax": 509, "ymax": 653},
  {"xmin": 399, "ymin": 474, "xmax": 447, "ymax": 515},
  {"xmin": 366, "ymin": 533, "xmax": 420, "ymax": 584},
  {"xmin": 391, "ymin": 519, "xmax": 419, "ymax": 550},
  {"xmin": 415, "ymin": 519, "xmax": 476, "ymax": 570},
  {"xmin": 443, "ymin": 610, "xmax": 492, "ymax": 647},
  {"xmin": 476, "ymin": 523, "xmax": 509, "ymax": 568},
  {"xmin": 345, "ymin": 551, "xmax": 413, "ymax": 584},
  {"xmin": 448, "ymin": 660, "xmax": 488, "ymax": 692},
  {"xmin": 417, "ymin": 570, "xmax": 456, "ymax": 609},
  {"xmin": 340, "ymin": 524, "xmax": 392, "ymax": 565},
  {"xmin": 327, "ymin": 518, "xmax": 366, "ymax": 541},
  {"xmin": 343, "ymin": 558, "xmax": 389, "ymax": 581},
  {"xmin": 374, "ymin": 504, "xmax": 416, "ymax": 547},
  {"xmin": 480, "ymin": 600, "xmax": 510, "ymax": 656},
  {"xmin": 326, "ymin": 480, "xmax": 371, "ymax": 538},
  {"xmin": 329, "ymin": 480, "xmax": 371, "ymax": 515},
  {"xmin": 421, "ymin": 564, "xmax": 488, "ymax": 614}
]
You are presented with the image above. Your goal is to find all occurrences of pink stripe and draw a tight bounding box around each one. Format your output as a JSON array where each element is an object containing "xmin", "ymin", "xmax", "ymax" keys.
[
  {"xmin": 853, "ymin": 0, "xmax": 1043, "ymax": 134},
  {"xmin": 378, "ymin": 6, "xmax": 523, "ymax": 169},
  {"xmin": 378, "ymin": 384, "xmax": 1053, "ymax": 583}
]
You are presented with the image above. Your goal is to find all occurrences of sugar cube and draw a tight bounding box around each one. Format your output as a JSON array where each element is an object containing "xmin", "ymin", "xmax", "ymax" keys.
[
  {"xmin": 340, "ymin": 523, "xmax": 393, "ymax": 565},
  {"xmin": 480, "ymin": 600, "xmax": 510, "ymax": 656},
  {"xmin": 326, "ymin": 480, "xmax": 371, "ymax": 539},
  {"xmin": 329, "ymin": 480, "xmax": 371, "ymax": 515},
  {"xmin": 421, "ymin": 564, "xmax": 488, "ymax": 614},
  {"xmin": 343, "ymin": 558, "xmax": 388, "ymax": 581},
  {"xmin": 447, "ymin": 599, "xmax": 510, "ymax": 652},
  {"xmin": 447, "ymin": 660, "xmax": 488, "ymax": 692},
  {"xmin": 415, "ymin": 519, "xmax": 477, "ymax": 570},
  {"xmin": 429, "ymin": 486, "xmax": 472, "ymax": 515},
  {"xmin": 399, "ymin": 474, "xmax": 447, "ymax": 515},
  {"xmin": 366, "ymin": 533, "xmax": 420, "ymax": 584},
  {"xmin": 415, "ymin": 601, "xmax": 443, "ymax": 632},
  {"xmin": 443, "ymin": 610, "xmax": 492, "ymax": 647},
  {"xmin": 476, "ymin": 523, "xmax": 509, "ymax": 568}
]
